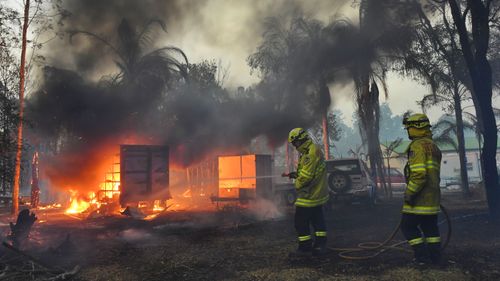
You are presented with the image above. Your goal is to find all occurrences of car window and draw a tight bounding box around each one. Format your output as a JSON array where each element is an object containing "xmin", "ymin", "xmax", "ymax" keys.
[
  {"xmin": 390, "ymin": 169, "xmax": 403, "ymax": 176},
  {"xmin": 326, "ymin": 160, "xmax": 361, "ymax": 174}
]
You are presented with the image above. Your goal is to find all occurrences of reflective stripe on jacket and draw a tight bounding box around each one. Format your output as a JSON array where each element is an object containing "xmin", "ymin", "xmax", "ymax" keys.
[
  {"xmin": 403, "ymin": 137, "xmax": 442, "ymax": 215},
  {"xmin": 295, "ymin": 140, "xmax": 329, "ymax": 207}
]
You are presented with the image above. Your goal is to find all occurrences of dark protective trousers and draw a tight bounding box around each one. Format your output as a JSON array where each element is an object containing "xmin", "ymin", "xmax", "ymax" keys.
[
  {"xmin": 295, "ymin": 206, "xmax": 327, "ymax": 251},
  {"xmin": 400, "ymin": 213, "xmax": 441, "ymax": 263}
]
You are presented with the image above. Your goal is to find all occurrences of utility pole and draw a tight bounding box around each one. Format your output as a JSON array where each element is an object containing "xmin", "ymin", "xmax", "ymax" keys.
[{"xmin": 12, "ymin": 0, "xmax": 30, "ymax": 215}]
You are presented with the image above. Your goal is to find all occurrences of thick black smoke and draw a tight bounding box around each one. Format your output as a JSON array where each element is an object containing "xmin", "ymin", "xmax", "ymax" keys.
[{"xmin": 27, "ymin": 0, "xmax": 415, "ymax": 190}]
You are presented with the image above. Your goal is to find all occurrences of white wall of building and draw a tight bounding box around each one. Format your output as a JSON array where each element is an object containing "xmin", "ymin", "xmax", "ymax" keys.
[{"xmin": 440, "ymin": 151, "xmax": 483, "ymax": 184}]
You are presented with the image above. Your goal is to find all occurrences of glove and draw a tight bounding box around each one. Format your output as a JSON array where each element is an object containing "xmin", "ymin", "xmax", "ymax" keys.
[
  {"xmin": 404, "ymin": 193, "xmax": 416, "ymax": 206},
  {"xmin": 282, "ymin": 172, "xmax": 298, "ymax": 179}
]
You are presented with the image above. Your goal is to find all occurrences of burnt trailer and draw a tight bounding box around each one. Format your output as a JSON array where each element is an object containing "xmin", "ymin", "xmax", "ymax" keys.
[
  {"xmin": 214, "ymin": 154, "xmax": 296, "ymax": 205},
  {"xmin": 119, "ymin": 145, "xmax": 170, "ymax": 207}
]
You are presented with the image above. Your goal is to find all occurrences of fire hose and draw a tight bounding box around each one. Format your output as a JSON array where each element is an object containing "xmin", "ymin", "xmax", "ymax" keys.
[{"xmin": 327, "ymin": 204, "xmax": 452, "ymax": 260}]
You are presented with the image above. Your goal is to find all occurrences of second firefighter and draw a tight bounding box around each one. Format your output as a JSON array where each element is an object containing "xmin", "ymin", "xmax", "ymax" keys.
[{"xmin": 287, "ymin": 128, "xmax": 330, "ymax": 257}]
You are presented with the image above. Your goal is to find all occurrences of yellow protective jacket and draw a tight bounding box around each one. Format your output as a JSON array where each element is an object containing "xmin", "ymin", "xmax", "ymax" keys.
[
  {"xmin": 403, "ymin": 134, "xmax": 442, "ymax": 215},
  {"xmin": 294, "ymin": 139, "xmax": 329, "ymax": 207}
]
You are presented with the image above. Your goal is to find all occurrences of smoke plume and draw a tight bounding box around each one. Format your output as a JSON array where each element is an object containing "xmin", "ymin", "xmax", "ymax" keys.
[{"xmin": 28, "ymin": 0, "xmax": 415, "ymax": 192}]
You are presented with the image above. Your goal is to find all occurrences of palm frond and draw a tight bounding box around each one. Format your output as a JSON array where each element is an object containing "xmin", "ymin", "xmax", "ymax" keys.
[
  {"xmin": 117, "ymin": 19, "xmax": 139, "ymax": 67},
  {"xmin": 68, "ymin": 30, "xmax": 125, "ymax": 63},
  {"xmin": 137, "ymin": 19, "xmax": 167, "ymax": 50},
  {"xmin": 418, "ymin": 94, "xmax": 449, "ymax": 112},
  {"xmin": 434, "ymin": 134, "xmax": 458, "ymax": 152}
]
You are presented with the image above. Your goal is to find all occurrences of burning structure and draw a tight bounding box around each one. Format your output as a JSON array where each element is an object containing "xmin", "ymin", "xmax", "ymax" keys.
[
  {"xmin": 62, "ymin": 144, "xmax": 170, "ymax": 216},
  {"xmin": 216, "ymin": 154, "xmax": 273, "ymax": 203},
  {"xmin": 52, "ymin": 148, "xmax": 287, "ymax": 216}
]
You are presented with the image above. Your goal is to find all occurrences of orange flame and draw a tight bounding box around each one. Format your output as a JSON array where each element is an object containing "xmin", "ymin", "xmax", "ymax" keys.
[{"xmin": 66, "ymin": 197, "xmax": 91, "ymax": 214}]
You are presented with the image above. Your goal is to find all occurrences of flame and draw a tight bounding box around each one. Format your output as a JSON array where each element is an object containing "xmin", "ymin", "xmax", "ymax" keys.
[
  {"xmin": 65, "ymin": 191, "xmax": 100, "ymax": 214},
  {"xmin": 153, "ymin": 200, "xmax": 165, "ymax": 212},
  {"xmin": 64, "ymin": 152, "xmax": 120, "ymax": 214},
  {"xmin": 66, "ymin": 197, "xmax": 91, "ymax": 214},
  {"xmin": 144, "ymin": 213, "xmax": 159, "ymax": 220},
  {"xmin": 182, "ymin": 189, "xmax": 192, "ymax": 198}
]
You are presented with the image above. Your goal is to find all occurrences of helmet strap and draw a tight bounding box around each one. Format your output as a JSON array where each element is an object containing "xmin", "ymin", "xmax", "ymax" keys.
[{"xmin": 292, "ymin": 137, "xmax": 307, "ymax": 148}]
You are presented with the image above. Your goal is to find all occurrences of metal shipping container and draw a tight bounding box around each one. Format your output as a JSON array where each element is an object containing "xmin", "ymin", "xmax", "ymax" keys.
[{"xmin": 119, "ymin": 145, "xmax": 169, "ymax": 206}]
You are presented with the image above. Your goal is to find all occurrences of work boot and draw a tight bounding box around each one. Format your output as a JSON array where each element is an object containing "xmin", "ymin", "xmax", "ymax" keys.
[
  {"xmin": 312, "ymin": 246, "xmax": 328, "ymax": 256},
  {"xmin": 412, "ymin": 243, "xmax": 430, "ymax": 264},
  {"xmin": 312, "ymin": 237, "xmax": 328, "ymax": 256},
  {"xmin": 427, "ymin": 243, "xmax": 441, "ymax": 265},
  {"xmin": 289, "ymin": 241, "xmax": 312, "ymax": 259}
]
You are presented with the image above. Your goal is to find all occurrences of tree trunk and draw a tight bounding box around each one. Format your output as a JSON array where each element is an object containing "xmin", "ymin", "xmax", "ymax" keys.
[
  {"xmin": 448, "ymin": 0, "xmax": 499, "ymax": 218},
  {"xmin": 477, "ymin": 91, "xmax": 500, "ymax": 218},
  {"xmin": 386, "ymin": 157, "xmax": 393, "ymax": 199},
  {"xmin": 12, "ymin": 0, "xmax": 30, "ymax": 215},
  {"xmin": 358, "ymin": 79, "xmax": 385, "ymax": 199},
  {"xmin": 453, "ymin": 91, "xmax": 471, "ymax": 197},
  {"xmin": 30, "ymin": 150, "xmax": 40, "ymax": 208},
  {"xmin": 322, "ymin": 113, "xmax": 330, "ymax": 160}
]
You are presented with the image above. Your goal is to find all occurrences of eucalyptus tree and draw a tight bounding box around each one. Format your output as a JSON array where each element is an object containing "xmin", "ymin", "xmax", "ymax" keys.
[
  {"xmin": 0, "ymin": 3, "xmax": 20, "ymax": 196},
  {"xmin": 402, "ymin": 0, "xmax": 474, "ymax": 196},
  {"xmin": 445, "ymin": 0, "xmax": 500, "ymax": 218},
  {"xmin": 12, "ymin": 0, "xmax": 30, "ymax": 214}
]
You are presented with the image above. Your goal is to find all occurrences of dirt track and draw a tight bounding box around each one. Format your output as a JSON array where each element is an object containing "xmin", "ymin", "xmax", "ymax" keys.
[{"xmin": 1, "ymin": 192, "xmax": 499, "ymax": 281}]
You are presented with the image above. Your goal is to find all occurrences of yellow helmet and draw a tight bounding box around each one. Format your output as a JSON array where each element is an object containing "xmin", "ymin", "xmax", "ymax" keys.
[
  {"xmin": 288, "ymin": 128, "xmax": 309, "ymax": 144},
  {"xmin": 403, "ymin": 113, "xmax": 431, "ymax": 129}
]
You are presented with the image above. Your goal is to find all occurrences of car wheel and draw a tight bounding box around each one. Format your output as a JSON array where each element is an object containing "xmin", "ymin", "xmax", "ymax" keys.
[{"xmin": 328, "ymin": 171, "xmax": 352, "ymax": 193}]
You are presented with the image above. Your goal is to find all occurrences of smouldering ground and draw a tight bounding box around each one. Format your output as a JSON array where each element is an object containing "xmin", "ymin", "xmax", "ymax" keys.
[{"xmin": 1, "ymin": 192, "xmax": 500, "ymax": 281}]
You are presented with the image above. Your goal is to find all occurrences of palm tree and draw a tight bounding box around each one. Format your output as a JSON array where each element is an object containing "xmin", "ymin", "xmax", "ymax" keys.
[
  {"xmin": 343, "ymin": 0, "xmax": 417, "ymax": 198},
  {"xmin": 249, "ymin": 2, "xmax": 417, "ymax": 199},
  {"xmin": 419, "ymin": 87, "xmax": 472, "ymax": 196},
  {"xmin": 248, "ymin": 17, "xmax": 335, "ymax": 140},
  {"xmin": 463, "ymin": 109, "xmax": 500, "ymax": 180},
  {"xmin": 69, "ymin": 19, "xmax": 189, "ymax": 132},
  {"xmin": 432, "ymin": 115, "xmax": 479, "ymax": 191},
  {"xmin": 70, "ymin": 19, "xmax": 188, "ymax": 89}
]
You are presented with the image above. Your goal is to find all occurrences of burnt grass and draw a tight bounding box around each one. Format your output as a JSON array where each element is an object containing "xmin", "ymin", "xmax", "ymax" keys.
[{"xmin": 2, "ymin": 192, "xmax": 500, "ymax": 281}]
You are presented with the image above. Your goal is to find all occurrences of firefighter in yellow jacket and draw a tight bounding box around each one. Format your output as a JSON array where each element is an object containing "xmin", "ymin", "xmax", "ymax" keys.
[
  {"xmin": 401, "ymin": 113, "xmax": 442, "ymax": 264},
  {"xmin": 286, "ymin": 128, "xmax": 329, "ymax": 257}
]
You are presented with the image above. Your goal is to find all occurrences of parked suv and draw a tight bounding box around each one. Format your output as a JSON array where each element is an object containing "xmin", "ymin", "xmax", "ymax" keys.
[{"xmin": 325, "ymin": 158, "xmax": 376, "ymax": 204}]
